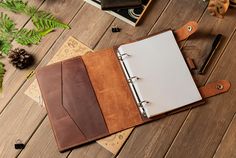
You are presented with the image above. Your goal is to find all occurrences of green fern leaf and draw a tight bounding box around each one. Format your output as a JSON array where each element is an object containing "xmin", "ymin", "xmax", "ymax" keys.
[
  {"xmin": 0, "ymin": 12, "xmax": 16, "ymax": 34},
  {"xmin": 0, "ymin": 39, "xmax": 12, "ymax": 55},
  {"xmin": 0, "ymin": 62, "xmax": 5, "ymax": 92},
  {"xmin": 15, "ymin": 29, "xmax": 42, "ymax": 45},
  {"xmin": 0, "ymin": 0, "xmax": 70, "ymax": 36},
  {"xmin": 0, "ymin": 0, "xmax": 28, "ymax": 14},
  {"xmin": 24, "ymin": 6, "xmax": 37, "ymax": 16},
  {"xmin": 0, "ymin": 13, "xmax": 14, "ymax": 55},
  {"xmin": 32, "ymin": 11, "xmax": 70, "ymax": 32}
]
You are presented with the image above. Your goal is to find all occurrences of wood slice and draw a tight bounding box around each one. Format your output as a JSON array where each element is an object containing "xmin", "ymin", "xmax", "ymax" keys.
[{"xmin": 208, "ymin": 0, "xmax": 230, "ymax": 18}]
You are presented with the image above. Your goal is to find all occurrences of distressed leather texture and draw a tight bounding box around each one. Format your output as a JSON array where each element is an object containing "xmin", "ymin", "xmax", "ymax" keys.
[
  {"xmin": 82, "ymin": 49, "xmax": 143, "ymax": 133},
  {"xmin": 101, "ymin": 0, "xmax": 142, "ymax": 10},
  {"xmin": 36, "ymin": 57, "xmax": 109, "ymax": 152}
]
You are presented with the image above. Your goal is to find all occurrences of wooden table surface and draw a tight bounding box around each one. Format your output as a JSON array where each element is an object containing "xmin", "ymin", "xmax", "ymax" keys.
[{"xmin": 0, "ymin": 0, "xmax": 236, "ymax": 158}]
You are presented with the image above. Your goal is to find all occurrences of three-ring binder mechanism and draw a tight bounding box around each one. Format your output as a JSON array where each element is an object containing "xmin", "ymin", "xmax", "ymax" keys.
[{"xmin": 117, "ymin": 50, "xmax": 149, "ymax": 117}]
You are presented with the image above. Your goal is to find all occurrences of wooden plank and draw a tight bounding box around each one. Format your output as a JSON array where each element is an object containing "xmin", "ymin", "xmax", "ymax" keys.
[
  {"xmin": 214, "ymin": 115, "xmax": 236, "ymax": 158},
  {"xmin": 0, "ymin": 0, "xmax": 84, "ymax": 113},
  {"xmin": 117, "ymin": 0, "xmax": 208, "ymax": 157},
  {"xmin": 164, "ymin": 31, "xmax": 236, "ymax": 158},
  {"xmin": 0, "ymin": 85, "xmax": 46, "ymax": 158},
  {"xmin": 67, "ymin": 143, "xmax": 113, "ymax": 158},
  {"xmin": 18, "ymin": 117, "xmax": 70, "ymax": 158},
  {"xmin": 14, "ymin": 3, "xmax": 115, "ymax": 158},
  {"xmin": 150, "ymin": 0, "xmax": 207, "ymax": 34},
  {"xmin": 119, "ymin": 112, "xmax": 190, "ymax": 158},
  {"xmin": 95, "ymin": 0, "xmax": 171, "ymax": 50}
]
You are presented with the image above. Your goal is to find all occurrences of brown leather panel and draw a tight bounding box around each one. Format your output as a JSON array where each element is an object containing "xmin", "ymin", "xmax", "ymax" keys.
[
  {"xmin": 62, "ymin": 58, "xmax": 109, "ymax": 138},
  {"xmin": 82, "ymin": 49, "xmax": 143, "ymax": 133},
  {"xmin": 36, "ymin": 57, "xmax": 109, "ymax": 152},
  {"xmin": 36, "ymin": 63, "xmax": 86, "ymax": 151}
]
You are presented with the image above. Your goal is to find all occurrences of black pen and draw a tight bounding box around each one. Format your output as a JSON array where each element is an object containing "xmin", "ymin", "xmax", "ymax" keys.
[{"xmin": 198, "ymin": 34, "xmax": 222, "ymax": 74}]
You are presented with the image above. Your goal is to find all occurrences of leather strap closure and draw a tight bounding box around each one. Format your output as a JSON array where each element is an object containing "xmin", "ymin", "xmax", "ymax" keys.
[
  {"xmin": 174, "ymin": 21, "xmax": 198, "ymax": 42},
  {"xmin": 199, "ymin": 80, "xmax": 230, "ymax": 99},
  {"xmin": 174, "ymin": 21, "xmax": 198, "ymax": 69}
]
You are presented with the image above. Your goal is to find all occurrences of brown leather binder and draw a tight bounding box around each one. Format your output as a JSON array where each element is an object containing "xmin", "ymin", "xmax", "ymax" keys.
[
  {"xmin": 36, "ymin": 22, "xmax": 230, "ymax": 152},
  {"xmin": 101, "ymin": 0, "xmax": 142, "ymax": 10}
]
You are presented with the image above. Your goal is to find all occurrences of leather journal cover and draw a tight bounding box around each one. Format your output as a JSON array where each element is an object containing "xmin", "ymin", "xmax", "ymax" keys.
[
  {"xmin": 36, "ymin": 22, "xmax": 230, "ymax": 152},
  {"xmin": 101, "ymin": 0, "xmax": 142, "ymax": 10}
]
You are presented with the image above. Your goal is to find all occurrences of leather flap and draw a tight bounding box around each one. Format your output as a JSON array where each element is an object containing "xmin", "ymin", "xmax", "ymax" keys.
[
  {"xmin": 199, "ymin": 80, "xmax": 231, "ymax": 98},
  {"xmin": 174, "ymin": 21, "xmax": 198, "ymax": 42}
]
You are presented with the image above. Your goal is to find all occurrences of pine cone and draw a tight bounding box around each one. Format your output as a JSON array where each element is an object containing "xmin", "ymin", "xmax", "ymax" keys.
[{"xmin": 9, "ymin": 48, "xmax": 34, "ymax": 69}]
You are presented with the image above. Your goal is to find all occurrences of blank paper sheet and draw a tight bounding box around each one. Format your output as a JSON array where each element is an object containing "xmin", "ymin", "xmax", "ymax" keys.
[{"xmin": 118, "ymin": 30, "xmax": 202, "ymax": 118}]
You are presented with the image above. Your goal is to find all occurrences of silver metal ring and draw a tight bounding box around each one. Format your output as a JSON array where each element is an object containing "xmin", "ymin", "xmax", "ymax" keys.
[
  {"xmin": 139, "ymin": 101, "xmax": 149, "ymax": 105},
  {"xmin": 118, "ymin": 53, "xmax": 130, "ymax": 60},
  {"xmin": 128, "ymin": 76, "xmax": 140, "ymax": 83}
]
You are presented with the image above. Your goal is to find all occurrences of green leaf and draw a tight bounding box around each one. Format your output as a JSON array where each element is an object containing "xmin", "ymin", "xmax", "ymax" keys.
[
  {"xmin": 0, "ymin": 0, "xmax": 70, "ymax": 36},
  {"xmin": 0, "ymin": 12, "xmax": 16, "ymax": 34},
  {"xmin": 24, "ymin": 6, "xmax": 37, "ymax": 16},
  {"xmin": 0, "ymin": 13, "xmax": 14, "ymax": 55},
  {"xmin": 32, "ymin": 11, "xmax": 70, "ymax": 32},
  {"xmin": 0, "ymin": 62, "xmax": 5, "ymax": 93},
  {"xmin": 0, "ymin": 39, "xmax": 12, "ymax": 55},
  {"xmin": 0, "ymin": 0, "xmax": 28, "ymax": 14},
  {"xmin": 39, "ymin": 28, "xmax": 54, "ymax": 36},
  {"xmin": 15, "ymin": 28, "xmax": 42, "ymax": 45}
]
